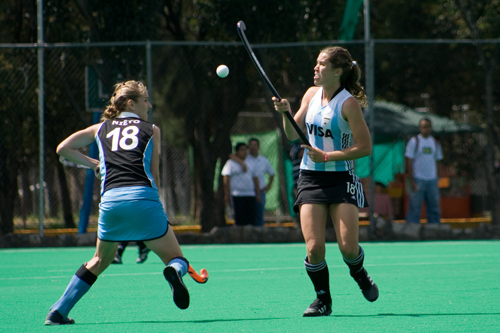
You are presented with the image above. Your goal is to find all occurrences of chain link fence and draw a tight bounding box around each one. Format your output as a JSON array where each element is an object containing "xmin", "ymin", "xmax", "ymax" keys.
[{"xmin": 0, "ymin": 40, "xmax": 496, "ymax": 233}]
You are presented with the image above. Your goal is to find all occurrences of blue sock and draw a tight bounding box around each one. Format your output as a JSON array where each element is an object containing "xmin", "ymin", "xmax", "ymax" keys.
[
  {"xmin": 167, "ymin": 257, "xmax": 189, "ymax": 276},
  {"xmin": 50, "ymin": 264, "xmax": 97, "ymax": 318}
]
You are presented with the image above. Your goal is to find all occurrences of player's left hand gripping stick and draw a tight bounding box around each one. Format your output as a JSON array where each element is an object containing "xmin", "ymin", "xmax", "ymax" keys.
[{"xmin": 188, "ymin": 265, "xmax": 209, "ymax": 284}]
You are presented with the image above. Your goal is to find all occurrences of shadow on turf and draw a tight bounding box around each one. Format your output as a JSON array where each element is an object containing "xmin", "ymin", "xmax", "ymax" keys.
[
  {"xmin": 332, "ymin": 312, "xmax": 500, "ymax": 318},
  {"xmin": 65, "ymin": 313, "xmax": 500, "ymax": 326},
  {"xmin": 76, "ymin": 318, "xmax": 290, "ymax": 326}
]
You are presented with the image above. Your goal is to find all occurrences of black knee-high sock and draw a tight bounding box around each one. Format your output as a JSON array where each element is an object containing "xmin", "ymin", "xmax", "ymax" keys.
[
  {"xmin": 304, "ymin": 257, "xmax": 331, "ymax": 302},
  {"xmin": 117, "ymin": 242, "xmax": 128, "ymax": 257},
  {"xmin": 343, "ymin": 246, "xmax": 364, "ymax": 276},
  {"xmin": 137, "ymin": 241, "xmax": 146, "ymax": 251}
]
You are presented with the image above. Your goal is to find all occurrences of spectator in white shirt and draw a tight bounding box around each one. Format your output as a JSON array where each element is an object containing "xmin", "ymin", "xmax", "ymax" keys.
[
  {"xmin": 245, "ymin": 138, "xmax": 275, "ymax": 226},
  {"xmin": 405, "ymin": 118, "xmax": 443, "ymax": 223},
  {"xmin": 222, "ymin": 143, "xmax": 261, "ymax": 226}
]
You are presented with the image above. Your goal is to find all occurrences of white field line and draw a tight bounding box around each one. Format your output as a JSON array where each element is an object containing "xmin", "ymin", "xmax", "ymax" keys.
[
  {"xmin": 1, "ymin": 258, "xmax": 499, "ymax": 281},
  {"xmin": 1, "ymin": 240, "xmax": 500, "ymax": 253}
]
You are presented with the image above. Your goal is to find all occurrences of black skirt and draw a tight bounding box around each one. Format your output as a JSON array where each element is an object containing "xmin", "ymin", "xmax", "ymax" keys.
[{"xmin": 294, "ymin": 170, "xmax": 367, "ymax": 214}]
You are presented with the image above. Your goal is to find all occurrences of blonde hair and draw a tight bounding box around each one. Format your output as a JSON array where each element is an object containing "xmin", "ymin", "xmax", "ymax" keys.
[
  {"xmin": 101, "ymin": 80, "xmax": 148, "ymax": 121},
  {"xmin": 320, "ymin": 46, "xmax": 367, "ymax": 107}
]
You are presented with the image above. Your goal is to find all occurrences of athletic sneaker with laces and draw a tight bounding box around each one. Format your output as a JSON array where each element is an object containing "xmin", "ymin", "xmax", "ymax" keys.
[
  {"xmin": 44, "ymin": 310, "xmax": 75, "ymax": 325},
  {"xmin": 163, "ymin": 266, "xmax": 190, "ymax": 309},
  {"xmin": 303, "ymin": 298, "xmax": 332, "ymax": 317},
  {"xmin": 352, "ymin": 268, "xmax": 379, "ymax": 302},
  {"xmin": 136, "ymin": 247, "xmax": 150, "ymax": 263},
  {"xmin": 111, "ymin": 253, "xmax": 122, "ymax": 264}
]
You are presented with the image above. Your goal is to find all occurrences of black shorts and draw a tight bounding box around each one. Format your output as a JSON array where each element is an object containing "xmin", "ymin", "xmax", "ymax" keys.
[
  {"xmin": 232, "ymin": 196, "xmax": 256, "ymax": 226},
  {"xmin": 294, "ymin": 170, "xmax": 367, "ymax": 214}
]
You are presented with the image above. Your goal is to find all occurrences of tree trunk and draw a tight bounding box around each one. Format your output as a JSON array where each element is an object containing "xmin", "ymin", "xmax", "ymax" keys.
[
  {"xmin": 191, "ymin": 138, "xmax": 230, "ymax": 233},
  {"xmin": 19, "ymin": 165, "xmax": 32, "ymax": 227},
  {"xmin": 0, "ymin": 157, "xmax": 18, "ymax": 234},
  {"xmin": 56, "ymin": 163, "xmax": 75, "ymax": 228},
  {"xmin": 485, "ymin": 67, "xmax": 499, "ymax": 225}
]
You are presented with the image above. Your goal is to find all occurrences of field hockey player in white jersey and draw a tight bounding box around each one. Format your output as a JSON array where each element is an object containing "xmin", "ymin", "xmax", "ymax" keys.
[
  {"xmin": 273, "ymin": 46, "xmax": 378, "ymax": 317},
  {"xmin": 45, "ymin": 81, "xmax": 192, "ymax": 325}
]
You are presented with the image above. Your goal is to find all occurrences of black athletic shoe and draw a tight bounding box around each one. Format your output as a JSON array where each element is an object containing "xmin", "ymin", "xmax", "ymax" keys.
[
  {"xmin": 111, "ymin": 253, "xmax": 122, "ymax": 264},
  {"xmin": 352, "ymin": 268, "xmax": 379, "ymax": 302},
  {"xmin": 163, "ymin": 266, "xmax": 190, "ymax": 310},
  {"xmin": 44, "ymin": 310, "xmax": 75, "ymax": 325},
  {"xmin": 303, "ymin": 298, "xmax": 332, "ymax": 317},
  {"xmin": 137, "ymin": 247, "xmax": 150, "ymax": 263}
]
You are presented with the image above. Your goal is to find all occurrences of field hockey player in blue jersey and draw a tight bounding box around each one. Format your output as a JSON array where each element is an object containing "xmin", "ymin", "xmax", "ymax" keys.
[
  {"xmin": 273, "ymin": 46, "xmax": 379, "ymax": 317},
  {"xmin": 45, "ymin": 80, "xmax": 191, "ymax": 325}
]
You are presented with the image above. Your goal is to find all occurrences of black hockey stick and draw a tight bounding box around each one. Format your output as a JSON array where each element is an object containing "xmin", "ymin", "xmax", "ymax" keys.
[
  {"xmin": 59, "ymin": 156, "xmax": 91, "ymax": 169},
  {"xmin": 236, "ymin": 20, "xmax": 311, "ymax": 146}
]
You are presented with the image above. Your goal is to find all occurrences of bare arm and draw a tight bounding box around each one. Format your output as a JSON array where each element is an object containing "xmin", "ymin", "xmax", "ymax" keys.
[
  {"xmin": 405, "ymin": 156, "xmax": 417, "ymax": 191},
  {"xmin": 223, "ymin": 175, "xmax": 231, "ymax": 205},
  {"xmin": 151, "ymin": 126, "xmax": 161, "ymax": 187},
  {"xmin": 229, "ymin": 153, "xmax": 247, "ymax": 172},
  {"xmin": 253, "ymin": 177, "xmax": 261, "ymax": 202},
  {"xmin": 437, "ymin": 160, "xmax": 443, "ymax": 177},
  {"xmin": 264, "ymin": 175, "xmax": 274, "ymax": 193},
  {"xmin": 56, "ymin": 124, "xmax": 101, "ymax": 170},
  {"xmin": 405, "ymin": 156, "xmax": 414, "ymax": 180},
  {"xmin": 273, "ymin": 87, "xmax": 319, "ymax": 141}
]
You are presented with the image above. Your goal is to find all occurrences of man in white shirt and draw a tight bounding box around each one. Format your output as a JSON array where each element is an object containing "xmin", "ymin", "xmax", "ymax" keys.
[
  {"xmin": 222, "ymin": 143, "xmax": 261, "ymax": 226},
  {"xmin": 245, "ymin": 138, "xmax": 275, "ymax": 226},
  {"xmin": 405, "ymin": 118, "xmax": 443, "ymax": 223}
]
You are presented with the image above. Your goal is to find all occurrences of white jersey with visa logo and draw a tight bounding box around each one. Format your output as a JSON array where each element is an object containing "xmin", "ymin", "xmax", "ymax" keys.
[{"xmin": 300, "ymin": 88, "xmax": 353, "ymax": 172}]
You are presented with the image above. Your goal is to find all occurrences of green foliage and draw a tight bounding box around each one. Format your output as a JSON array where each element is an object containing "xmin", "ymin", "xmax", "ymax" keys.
[{"xmin": 2, "ymin": 0, "xmax": 500, "ymax": 229}]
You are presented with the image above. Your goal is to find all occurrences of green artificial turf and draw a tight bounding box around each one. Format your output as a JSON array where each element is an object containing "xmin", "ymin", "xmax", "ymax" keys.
[{"xmin": 1, "ymin": 240, "xmax": 500, "ymax": 332}]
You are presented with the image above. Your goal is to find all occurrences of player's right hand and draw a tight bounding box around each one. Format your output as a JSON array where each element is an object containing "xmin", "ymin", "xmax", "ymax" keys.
[
  {"xmin": 94, "ymin": 164, "xmax": 101, "ymax": 180},
  {"xmin": 272, "ymin": 97, "xmax": 291, "ymax": 114}
]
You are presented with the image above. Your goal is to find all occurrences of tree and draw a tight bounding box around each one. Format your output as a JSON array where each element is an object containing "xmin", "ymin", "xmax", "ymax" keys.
[
  {"xmin": 0, "ymin": 0, "xmax": 38, "ymax": 234},
  {"xmin": 371, "ymin": 0, "xmax": 500, "ymax": 222},
  {"xmin": 454, "ymin": 0, "xmax": 500, "ymax": 226},
  {"xmin": 155, "ymin": 1, "xmax": 255, "ymax": 231},
  {"xmin": 3, "ymin": 0, "xmax": 499, "ymax": 234},
  {"xmin": 153, "ymin": 0, "xmax": 349, "ymax": 231}
]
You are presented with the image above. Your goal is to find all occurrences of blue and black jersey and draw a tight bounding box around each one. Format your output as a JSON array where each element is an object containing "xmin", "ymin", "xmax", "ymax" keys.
[{"xmin": 95, "ymin": 113, "xmax": 156, "ymax": 195}]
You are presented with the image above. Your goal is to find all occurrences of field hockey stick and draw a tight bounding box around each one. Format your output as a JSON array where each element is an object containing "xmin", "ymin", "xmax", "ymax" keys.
[
  {"xmin": 59, "ymin": 156, "xmax": 101, "ymax": 179},
  {"xmin": 236, "ymin": 20, "xmax": 311, "ymax": 146},
  {"xmin": 59, "ymin": 156, "xmax": 92, "ymax": 169},
  {"xmin": 188, "ymin": 264, "xmax": 209, "ymax": 284}
]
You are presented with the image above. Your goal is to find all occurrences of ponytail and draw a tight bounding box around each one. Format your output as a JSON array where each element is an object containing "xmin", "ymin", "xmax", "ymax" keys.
[
  {"xmin": 100, "ymin": 80, "xmax": 148, "ymax": 121},
  {"xmin": 343, "ymin": 62, "xmax": 367, "ymax": 107},
  {"xmin": 101, "ymin": 105, "xmax": 120, "ymax": 121}
]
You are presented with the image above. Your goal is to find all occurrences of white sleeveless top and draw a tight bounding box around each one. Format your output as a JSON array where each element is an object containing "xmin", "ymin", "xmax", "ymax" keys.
[{"xmin": 300, "ymin": 87, "xmax": 353, "ymax": 172}]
